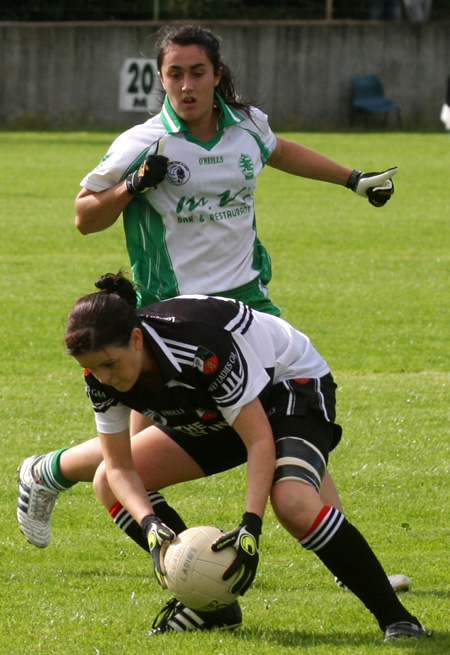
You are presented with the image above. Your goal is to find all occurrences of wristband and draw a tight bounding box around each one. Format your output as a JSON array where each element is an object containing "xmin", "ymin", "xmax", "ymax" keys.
[{"xmin": 345, "ymin": 169, "xmax": 362, "ymax": 190}]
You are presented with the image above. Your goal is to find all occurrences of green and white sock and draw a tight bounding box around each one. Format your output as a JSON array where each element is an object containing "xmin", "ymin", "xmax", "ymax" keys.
[{"xmin": 38, "ymin": 448, "xmax": 77, "ymax": 492}]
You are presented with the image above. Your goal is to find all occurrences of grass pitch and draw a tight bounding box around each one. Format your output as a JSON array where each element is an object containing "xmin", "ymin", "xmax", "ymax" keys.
[{"xmin": 0, "ymin": 130, "xmax": 448, "ymax": 655}]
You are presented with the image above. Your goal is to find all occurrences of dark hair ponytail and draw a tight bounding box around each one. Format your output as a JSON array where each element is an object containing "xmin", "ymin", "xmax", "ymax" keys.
[
  {"xmin": 65, "ymin": 272, "xmax": 140, "ymax": 356},
  {"xmin": 94, "ymin": 272, "xmax": 138, "ymax": 308},
  {"xmin": 155, "ymin": 24, "xmax": 255, "ymax": 116}
]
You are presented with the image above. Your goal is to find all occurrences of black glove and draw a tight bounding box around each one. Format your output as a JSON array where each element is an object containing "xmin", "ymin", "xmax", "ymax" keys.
[
  {"xmin": 211, "ymin": 512, "xmax": 262, "ymax": 595},
  {"xmin": 126, "ymin": 154, "xmax": 169, "ymax": 195},
  {"xmin": 346, "ymin": 167, "xmax": 397, "ymax": 207},
  {"xmin": 141, "ymin": 513, "xmax": 175, "ymax": 588}
]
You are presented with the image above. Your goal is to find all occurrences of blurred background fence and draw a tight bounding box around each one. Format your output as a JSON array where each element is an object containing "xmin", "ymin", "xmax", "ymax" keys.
[{"xmin": 1, "ymin": 19, "xmax": 449, "ymax": 130}]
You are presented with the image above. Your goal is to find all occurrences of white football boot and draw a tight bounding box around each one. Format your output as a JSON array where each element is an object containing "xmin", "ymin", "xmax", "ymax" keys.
[
  {"xmin": 384, "ymin": 620, "xmax": 432, "ymax": 641},
  {"xmin": 387, "ymin": 573, "xmax": 412, "ymax": 593},
  {"xmin": 335, "ymin": 573, "xmax": 411, "ymax": 593},
  {"xmin": 17, "ymin": 455, "xmax": 59, "ymax": 548}
]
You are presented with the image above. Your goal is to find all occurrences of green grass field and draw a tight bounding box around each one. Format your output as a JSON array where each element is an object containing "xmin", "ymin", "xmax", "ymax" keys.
[{"xmin": 0, "ymin": 131, "xmax": 448, "ymax": 655}]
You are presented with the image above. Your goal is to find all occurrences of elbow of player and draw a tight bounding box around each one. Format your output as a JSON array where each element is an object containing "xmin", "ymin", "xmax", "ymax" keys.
[
  {"xmin": 75, "ymin": 213, "xmax": 100, "ymax": 235},
  {"xmin": 75, "ymin": 215, "xmax": 89, "ymax": 235}
]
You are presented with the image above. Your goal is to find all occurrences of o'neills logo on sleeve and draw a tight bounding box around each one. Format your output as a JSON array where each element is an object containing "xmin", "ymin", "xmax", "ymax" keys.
[{"xmin": 193, "ymin": 347, "xmax": 218, "ymax": 374}]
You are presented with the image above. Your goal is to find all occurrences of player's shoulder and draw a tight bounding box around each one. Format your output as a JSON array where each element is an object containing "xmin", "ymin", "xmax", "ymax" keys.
[
  {"xmin": 111, "ymin": 113, "xmax": 167, "ymax": 150},
  {"xmin": 233, "ymin": 106, "xmax": 276, "ymax": 154},
  {"xmin": 84, "ymin": 369, "xmax": 116, "ymax": 405},
  {"xmin": 141, "ymin": 295, "xmax": 245, "ymax": 329},
  {"xmin": 84, "ymin": 368, "xmax": 106, "ymax": 392},
  {"xmin": 237, "ymin": 105, "xmax": 271, "ymax": 129}
]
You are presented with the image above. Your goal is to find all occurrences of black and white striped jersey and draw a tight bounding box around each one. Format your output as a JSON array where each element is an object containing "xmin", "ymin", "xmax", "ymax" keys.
[{"xmin": 84, "ymin": 295, "xmax": 330, "ymax": 436}]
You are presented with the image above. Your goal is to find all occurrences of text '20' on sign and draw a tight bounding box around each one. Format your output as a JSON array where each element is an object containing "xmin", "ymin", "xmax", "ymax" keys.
[{"xmin": 119, "ymin": 59, "xmax": 163, "ymax": 113}]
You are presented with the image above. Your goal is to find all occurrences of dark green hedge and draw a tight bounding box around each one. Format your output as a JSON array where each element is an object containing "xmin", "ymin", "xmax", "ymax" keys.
[{"xmin": 3, "ymin": 0, "xmax": 450, "ymax": 22}]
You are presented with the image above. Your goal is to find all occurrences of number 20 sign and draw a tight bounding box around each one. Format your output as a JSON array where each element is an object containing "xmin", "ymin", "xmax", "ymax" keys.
[{"xmin": 119, "ymin": 59, "xmax": 163, "ymax": 113}]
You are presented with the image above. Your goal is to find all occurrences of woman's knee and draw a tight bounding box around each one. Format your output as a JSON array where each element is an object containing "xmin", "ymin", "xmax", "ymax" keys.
[
  {"xmin": 92, "ymin": 461, "xmax": 115, "ymax": 507},
  {"xmin": 271, "ymin": 480, "xmax": 324, "ymax": 539}
]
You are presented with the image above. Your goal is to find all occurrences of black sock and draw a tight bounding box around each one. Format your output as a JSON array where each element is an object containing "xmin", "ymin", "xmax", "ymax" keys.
[
  {"xmin": 300, "ymin": 506, "xmax": 418, "ymax": 631},
  {"xmin": 148, "ymin": 491, "xmax": 188, "ymax": 534},
  {"xmin": 109, "ymin": 491, "xmax": 187, "ymax": 552}
]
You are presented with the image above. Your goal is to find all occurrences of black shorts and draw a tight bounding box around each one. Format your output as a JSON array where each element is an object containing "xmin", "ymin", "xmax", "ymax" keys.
[
  {"xmin": 160, "ymin": 373, "xmax": 342, "ymax": 489},
  {"xmin": 160, "ymin": 424, "xmax": 247, "ymax": 476},
  {"xmin": 267, "ymin": 373, "xmax": 342, "ymax": 455}
]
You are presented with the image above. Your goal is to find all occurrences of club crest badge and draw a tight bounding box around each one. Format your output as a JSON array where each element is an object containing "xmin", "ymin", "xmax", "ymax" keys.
[
  {"xmin": 239, "ymin": 153, "xmax": 254, "ymax": 180},
  {"xmin": 167, "ymin": 161, "xmax": 191, "ymax": 185},
  {"xmin": 194, "ymin": 347, "xmax": 218, "ymax": 374}
]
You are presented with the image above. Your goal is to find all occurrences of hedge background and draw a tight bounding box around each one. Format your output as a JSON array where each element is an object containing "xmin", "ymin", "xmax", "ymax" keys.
[{"xmin": 4, "ymin": 0, "xmax": 450, "ymax": 22}]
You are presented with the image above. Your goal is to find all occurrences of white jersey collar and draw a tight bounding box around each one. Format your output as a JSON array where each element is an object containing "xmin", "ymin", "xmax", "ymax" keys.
[{"xmin": 160, "ymin": 93, "xmax": 245, "ymax": 136}]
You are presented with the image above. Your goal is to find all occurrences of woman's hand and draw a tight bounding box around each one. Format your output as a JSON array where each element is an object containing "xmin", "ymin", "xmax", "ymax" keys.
[
  {"xmin": 141, "ymin": 514, "xmax": 176, "ymax": 588},
  {"xmin": 211, "ymin": 512, "xmax": 262, "ymax": 595}
]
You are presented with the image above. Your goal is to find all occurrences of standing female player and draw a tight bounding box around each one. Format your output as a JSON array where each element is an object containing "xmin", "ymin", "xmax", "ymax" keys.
[
  {"xmin": 74, "ymin": 25, "xmax": 395, "ymax": 312},
  {"xmin": 58, "ymin": 271, "xmax": 429, "ymax": 641},
  {"xmin": 17, "ymin": 23, "xmax": 402, "ymax": 615}
]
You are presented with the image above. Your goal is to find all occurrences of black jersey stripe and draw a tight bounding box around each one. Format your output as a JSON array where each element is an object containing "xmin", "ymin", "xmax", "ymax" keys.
[{"xmin": 224, "ymin": 300, "xmax": 254, "ymax": 334}]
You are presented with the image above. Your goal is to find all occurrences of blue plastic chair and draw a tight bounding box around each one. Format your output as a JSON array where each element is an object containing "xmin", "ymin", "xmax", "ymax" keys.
[{"xmin": 351, "ymin": 74, "xmax": 402, "ymax": 127}]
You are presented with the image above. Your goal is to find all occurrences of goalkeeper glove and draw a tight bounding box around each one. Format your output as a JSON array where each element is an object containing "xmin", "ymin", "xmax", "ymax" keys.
[
  {"xmin": 211, "ymin": 512, "xmax": 262, "ymax": 595},
  {"xmin": 126, "ymin": 154, "xmax": 168, "ymax": 195},
  {"xmin": 141, "ymin": 513, "xmax": 175, "ymax": 588},
  {"xmin": 346, "ymin": 167, "xmax": 397, "ymax": 207}
]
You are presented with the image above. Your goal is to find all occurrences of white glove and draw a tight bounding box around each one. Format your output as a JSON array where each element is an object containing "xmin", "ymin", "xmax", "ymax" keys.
[{"xmin": 346, "ymin": 167, "xmax": 397, "ymax": 207}]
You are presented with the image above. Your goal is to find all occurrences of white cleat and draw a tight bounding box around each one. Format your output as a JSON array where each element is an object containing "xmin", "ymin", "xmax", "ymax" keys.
[
  {"xmin": 17, "ymin": 455, "xmax": 59, "ymax": 548},
  {"xmin": 335, "ymin": 573, "xmax": 411, "ymax": 593},
  {"xmin": 388, "ymin": 573, "xmax": 411, "ymax": 593},
  {"xmin": 384, "ymin": 620, "xmax": 432, "ymax": 641}
]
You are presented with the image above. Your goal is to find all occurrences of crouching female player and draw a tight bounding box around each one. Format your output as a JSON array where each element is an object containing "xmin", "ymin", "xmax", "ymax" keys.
[{"xmin": 53, "ymin": 272, "xmax": 429, "ymax": 640}]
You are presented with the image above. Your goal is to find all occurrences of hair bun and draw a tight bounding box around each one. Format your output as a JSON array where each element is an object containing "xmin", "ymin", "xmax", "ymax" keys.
[
  {"xmin": 94, "ymin": 271, "xmax": 137, "ymax": 308},
  {"xmin": 95, "ymin": 273, "xmax": 117, "ymax": 292}
]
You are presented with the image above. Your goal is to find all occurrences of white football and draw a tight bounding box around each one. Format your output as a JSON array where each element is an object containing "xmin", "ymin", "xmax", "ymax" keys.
[{"xmin": 163, "ymin": 525, "xmax": 239, "ymax": 611}]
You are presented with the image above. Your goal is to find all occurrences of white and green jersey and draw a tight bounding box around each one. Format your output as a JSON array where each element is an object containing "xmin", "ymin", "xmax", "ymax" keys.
[{"xmin": 80, "ymin": 95, "xmax": 277, "ymax": 307}]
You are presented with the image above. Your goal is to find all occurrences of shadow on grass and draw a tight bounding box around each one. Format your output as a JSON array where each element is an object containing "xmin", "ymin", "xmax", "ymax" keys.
[
  {"xmin": 237, "ymin": 627, "xmax": 376, "ymax": 646},
  {"xmin": 235, "ymin": 626, "xmax": 448, "ymax": 648},
  {"xmin": 410, "ymin": 589, "xmax": 450, "ymax": 600}
]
